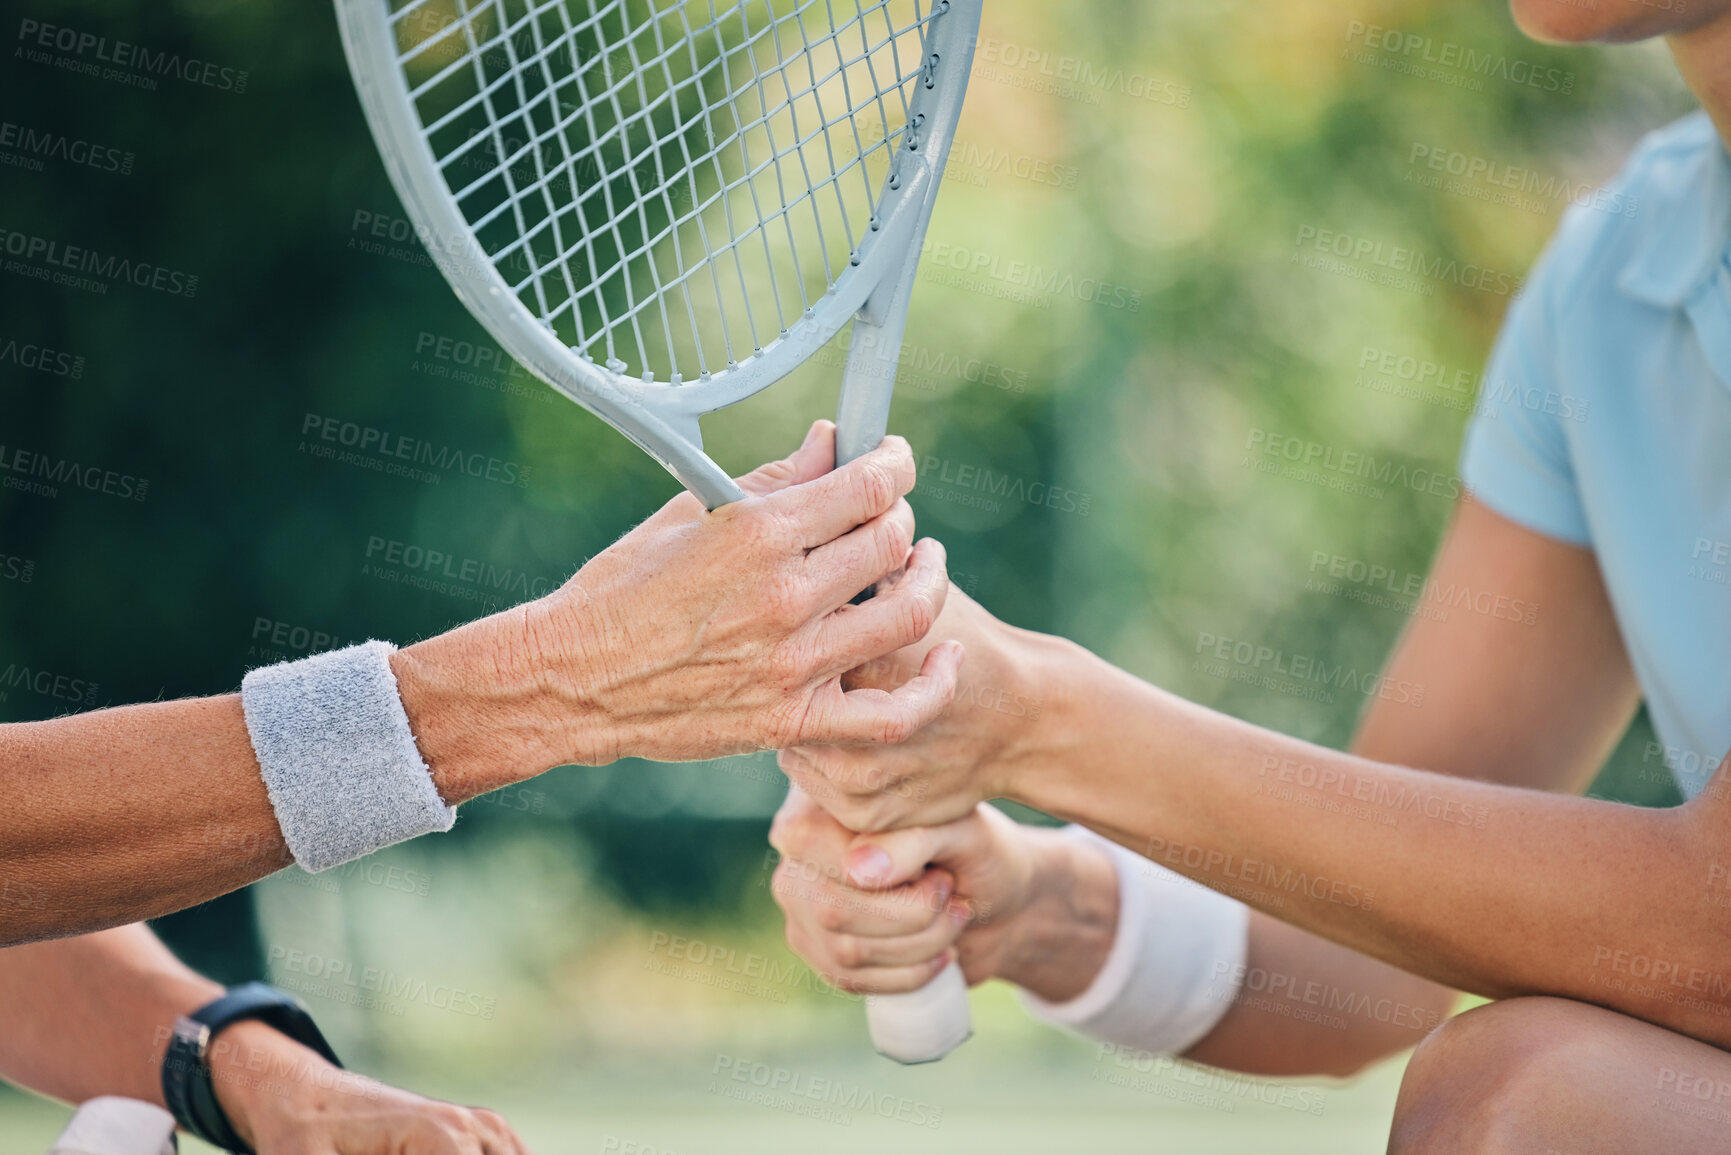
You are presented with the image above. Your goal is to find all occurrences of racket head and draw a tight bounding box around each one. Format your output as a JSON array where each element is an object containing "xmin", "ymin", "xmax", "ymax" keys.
[{"xmin": 335, "ymin": 0, "xmax": 981, "ymax": 506}]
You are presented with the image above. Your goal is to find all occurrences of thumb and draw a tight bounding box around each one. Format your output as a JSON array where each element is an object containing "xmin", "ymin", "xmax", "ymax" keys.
[
  {"xmin": 844, "ymin": 807, "xmax": 988, "ymax": 890},
  {"xmin": 736, "ymin": 420, "xmax": 837, "ymax": 497}
]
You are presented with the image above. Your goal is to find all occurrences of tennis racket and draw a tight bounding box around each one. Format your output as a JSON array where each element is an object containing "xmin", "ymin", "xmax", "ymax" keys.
[{"xmin": 334, "ymin": 0, "xmax": 979, "ymax": 1063}]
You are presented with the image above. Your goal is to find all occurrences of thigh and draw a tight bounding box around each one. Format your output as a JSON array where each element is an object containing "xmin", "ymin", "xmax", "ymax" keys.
[{"xmin": 1388, "ymin": 996, "xmax": 1731, "ymax": 1155}]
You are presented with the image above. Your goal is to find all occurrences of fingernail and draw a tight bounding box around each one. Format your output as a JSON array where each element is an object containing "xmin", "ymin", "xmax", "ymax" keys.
[
  {"xmin": 947, "ymin": 898, "xmax": 972, "ymax": 926},
  {"xmin": 933, "ymin": 877, "xmax": 953, "ymax": 906},
  {"xmin": 802, "ymin": 421, "xmax": 822, "ymax": 447},
  {"xmin": 846, "ymin": 846, "xmax": 894, "ymax": 887}
]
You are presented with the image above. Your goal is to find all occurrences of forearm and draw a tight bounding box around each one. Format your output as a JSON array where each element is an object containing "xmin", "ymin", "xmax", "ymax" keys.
[
  {"xmin": 0, "ymin": 924, "xmax": 220, "ymax": 1104},
  {"xmin": 1010, "ymin": 645, "xmax": 1727, "ymax": 1044},
  {"xmin": 0, "ymin": 698, "xmax": 291, "ymax": 942},
  {"xmin": 1001, "ymin": 825, "xmax": 1452, "ymax": 1077},
  {"xmin": 0, "ymin": 625, "xmax": 552, "ymax": 946},
  {"xmin": 0, "ymin": 923, "xmax": 373, "ymax": 1150},
  {"xmin": 1181, "ymin": 911, "xmax": 1456, "ymax": 1077}
]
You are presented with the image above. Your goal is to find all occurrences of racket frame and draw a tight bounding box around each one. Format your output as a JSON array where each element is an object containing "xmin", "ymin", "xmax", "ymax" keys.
[{"xmin": 335, "ymin": 0, "xmax": 980, "ymax": 507}]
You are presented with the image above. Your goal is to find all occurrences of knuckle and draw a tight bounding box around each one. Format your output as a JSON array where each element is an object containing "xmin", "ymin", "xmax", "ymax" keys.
[
  {"xmin": 879, "ymin": 709, "xmax": 916, "ymax": 745},
  {"xmin": 855, "ymin": 460, "xmax": 897, "ymax": 514},
  {"xmin": 424, "ymin": 1107, "xmax": 479, "ymax": 1145},
  {"xmin": 855, "ymin": 800, "xmax": 896, "ymax": 834},
  {"xmin": 897, "ymin": 588, "xmax": 937, "ymax": 644},
  {"xmin": 764, "ymin": 572, "xmax": 809, "ymax": 629},
  {"xmin": 770, "ymin": 865, "xmax": 795, "ymax": 904},
  {"xmin": 766, "ymin": 696, "xmax": 817, "ymax": 751},
  {"xmin": 836, "ymin": 802, "xmax": 874, "ymax": 834},
  {"xmin": 768, "ymin": 812, "xmax": 805, "ymax": 857},
  {"xmin": 814, "ymin": 898, "xmax": 852, "ymax": 933},
  {"xmin": 832, "ymin": 935, "xmax": 868, "ymax": 969},
  {"xmin": 473, "ymin": 1108, "xmax": 510, "ymax": 1134},
  {"xmin": 879, "ymin": 436, "xmax": 915, "ymax": 478},
  {"xmin": 834, "ymin": 756, "xmax": 875, "ymax": 797},
  {"xmin": 878, "ymin": 510, "xmax": 914, "ymax": 563},
  {"xmin": 780, "ymin": 807, "xmax": 820, "ymax": 850},
  {"xmin": 745, "ymin": 503, "xmax": 796, "ymax": 554},
  {"xmin": 765, "ymin": 643, "xmax": 811, "ymax": 690}
]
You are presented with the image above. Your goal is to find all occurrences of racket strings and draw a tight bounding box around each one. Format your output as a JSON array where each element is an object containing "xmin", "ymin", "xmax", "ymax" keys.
[{"xmin": 385, "ymin": 0, "xmax": 938, "ymax": 385}]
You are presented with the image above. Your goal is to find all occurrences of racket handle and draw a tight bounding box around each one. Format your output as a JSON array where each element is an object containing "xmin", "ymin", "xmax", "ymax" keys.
[
  {"xmin": 48, "ymin": 1097, "xmax": 176, "ymax": 1155},
  {"xmin": 864, "ymin": 958, "xmax": 972, "ymax": 1064}
]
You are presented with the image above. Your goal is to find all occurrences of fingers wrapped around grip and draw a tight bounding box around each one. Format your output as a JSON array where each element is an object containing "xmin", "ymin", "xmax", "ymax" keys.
[
  {"xmin": 769, "ymin": 789, "xmax": 979, "ymax": 994},
  {"xmin": 762, "ymin": 434, "xmax": 917, "ymax": 547},
  {"xmin": 809, "ymin": 535, "xmax": 950, "ymax": 676},
  {"xmin": 789, "ymin": 639, "xmax": 963, "ymax": 749},
  {"xmin": 803, "ymin": 498, "xmax": 918, "ymax": 610}
]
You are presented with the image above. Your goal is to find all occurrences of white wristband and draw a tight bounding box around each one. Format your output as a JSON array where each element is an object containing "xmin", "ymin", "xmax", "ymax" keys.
[
  {"xmin": 1019, "ymin": 826, "xmax": 1248, "ymax": 1056},
  {"xmin": 241, "ymin": 640, "xmax": 456, "ymax": 873}
]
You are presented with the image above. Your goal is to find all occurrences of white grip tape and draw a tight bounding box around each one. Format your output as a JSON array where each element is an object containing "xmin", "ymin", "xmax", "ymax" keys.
[
  {"xmin": 865, "ymin": 958, "xmax": 972, "ymax": 1064},
  {"xmin": 49, "ymin": 1097, "xmax": 176, "ymax": 1155}
]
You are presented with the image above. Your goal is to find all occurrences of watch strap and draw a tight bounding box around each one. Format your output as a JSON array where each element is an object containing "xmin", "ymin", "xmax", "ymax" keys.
[{"xmin": 161, "ymin": 982, "xmax": 341, "ymax": 1153}]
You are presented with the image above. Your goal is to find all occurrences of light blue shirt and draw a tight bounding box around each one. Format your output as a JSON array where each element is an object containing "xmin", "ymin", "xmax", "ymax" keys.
[{"xmin": 1461, "ymin": 110, "xmax": 1731, "ymax": 799}]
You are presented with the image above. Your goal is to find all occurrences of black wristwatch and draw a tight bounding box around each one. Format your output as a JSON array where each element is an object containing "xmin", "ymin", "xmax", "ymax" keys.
[{"xmin": 161, "ymin": 982, "xmax": 343, "ymax": 1153}]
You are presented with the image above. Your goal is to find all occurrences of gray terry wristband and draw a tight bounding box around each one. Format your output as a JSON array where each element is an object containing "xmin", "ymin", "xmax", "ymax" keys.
[{"xmin": 241, "ymin": 640, "xmax": 456, "ymax": 873}]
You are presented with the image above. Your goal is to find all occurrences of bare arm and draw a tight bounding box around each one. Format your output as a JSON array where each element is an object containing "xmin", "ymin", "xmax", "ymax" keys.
[
  {"xmin": 768, "ymin": 785, "xmax": 1456, "ymax": 1077},
  {"xmin": 0, "ymin": 924, "xmax": 223, "ymax": 1107},
  {"xmin": 0, "ymin": 924, "xmax": 529, "ymax": 1152},
  {"xmin": 789, "ymin": 500, "xmax": 1731, "ymax": 1048},
  {"xmin": 0, "ymin": 425, "xmax": 961, "ymax": 946},
  {"xmin": 0, "ymin": 697, "xmax": 289, "ymax": 941},
  {"xmin": 1188, "ymin": 497, "xmax": 1638, "ymax": 1075}
]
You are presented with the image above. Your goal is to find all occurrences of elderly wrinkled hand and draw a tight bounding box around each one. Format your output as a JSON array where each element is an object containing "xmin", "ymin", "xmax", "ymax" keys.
[
  {"xmin": 775, "ymin": 587, "xmax": 1062, "ymax": 832},
  {"xmin": 392, "ymin": 420, "xmax": 966, "ymax": 782}
]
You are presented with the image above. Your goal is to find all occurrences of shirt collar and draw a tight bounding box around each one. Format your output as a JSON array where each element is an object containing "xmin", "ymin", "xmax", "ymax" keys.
[{"xmin": 1618, "ymin": 113, "xmax": 1731, "ymax": 310}]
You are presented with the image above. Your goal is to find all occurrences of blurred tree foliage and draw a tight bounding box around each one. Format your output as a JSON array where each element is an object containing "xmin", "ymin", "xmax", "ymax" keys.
[{"xmin": 0, "ymin": 0, "xmax": 1694, "ymax": 990}]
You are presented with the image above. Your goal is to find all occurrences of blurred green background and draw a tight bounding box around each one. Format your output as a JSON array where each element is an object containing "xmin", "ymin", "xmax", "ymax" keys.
[{"xmin": 0, "ymin": 0, "xmax": 1698, "ymax": 1150}]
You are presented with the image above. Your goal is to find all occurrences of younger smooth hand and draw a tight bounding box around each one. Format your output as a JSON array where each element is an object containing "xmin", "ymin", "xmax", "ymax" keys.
[{"xmin": 768, "ymin": 787, "xmax": 1118, "ymax": 1002}]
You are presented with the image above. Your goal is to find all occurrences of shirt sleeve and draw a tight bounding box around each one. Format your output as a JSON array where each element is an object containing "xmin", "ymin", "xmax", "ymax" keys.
[{"xmin": 1458, "ymin": 244, "xmax": 1591, "ymax": 547}]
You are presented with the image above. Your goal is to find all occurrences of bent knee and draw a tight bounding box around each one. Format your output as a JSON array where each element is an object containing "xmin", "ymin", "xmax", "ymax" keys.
[{"xmin": 1388, "ymin": 997, "xmax": 1598, "ymax": 1155}]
